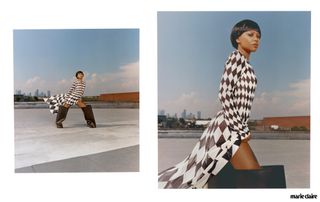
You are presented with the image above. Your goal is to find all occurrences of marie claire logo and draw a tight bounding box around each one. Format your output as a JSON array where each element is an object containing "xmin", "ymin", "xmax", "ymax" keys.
[{"xmin": 290, "ymin": 193, "xmax": 317, "ymax": 199}]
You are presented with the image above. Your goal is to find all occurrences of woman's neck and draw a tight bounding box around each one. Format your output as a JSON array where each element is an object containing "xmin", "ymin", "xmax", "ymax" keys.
[{"xmin": 237, "ymin": 47, "xmax": 251, "ymax": 61}]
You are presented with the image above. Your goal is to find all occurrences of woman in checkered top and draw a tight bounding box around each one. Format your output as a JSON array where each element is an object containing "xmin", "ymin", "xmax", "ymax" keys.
[
  {"xmin": 64, "ymin": 71, "xmax": 86, "ymax": 107},
  {"xmin": 158, "ymin": 19, "xmax": 262, "ymax": 188},
  {"xmin": 44, "ymin": 71, "xmax": 96, "ymax": 128}
]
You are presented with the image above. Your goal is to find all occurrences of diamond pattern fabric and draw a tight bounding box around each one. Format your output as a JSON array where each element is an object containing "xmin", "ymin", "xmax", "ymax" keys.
[
  {"xmin": 43, "ymin": 79, "xmax": 86, "ymax": 114},
  {"xmin": 158, "ymin": 50, "xmax": 257, "ymax": 188}
]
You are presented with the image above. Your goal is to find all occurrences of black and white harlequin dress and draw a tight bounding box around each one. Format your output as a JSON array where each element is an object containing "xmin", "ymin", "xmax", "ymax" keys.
[
  {"xmin": 158, "ymin": 50, "xmax": 258, "ymax": 189},
  {"xmin": 43, "ymin": 79, "xmax": 85, "ymax": 114}
]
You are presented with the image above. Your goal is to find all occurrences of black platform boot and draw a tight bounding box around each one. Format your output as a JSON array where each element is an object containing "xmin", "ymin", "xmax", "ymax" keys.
[
  {"xmin": 81, "ymin": 105, "xmax": 96, "ymax": 128},
  {"xmin": 208, "ymin": 162, "xmax": 286, "ymax": 188},
  {"xmin": 56, "ymin": 106, "xmax": 69, "ymax": 128},
  {"xmin": 235, "ymin": 165, "xmax": 286, "ymax": 188}
]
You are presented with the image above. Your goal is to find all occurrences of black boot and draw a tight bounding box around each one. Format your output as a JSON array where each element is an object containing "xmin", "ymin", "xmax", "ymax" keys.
[
  {"xmin": 81, "ymin": 105, "xmax": 96, "ymax": 128},
  {"xmin": 208, "ymin": 162, "xmax": 286, "ymax": 188},
  {"xmin": 56, "ymin": 106, "xmax": 69, "ymax": 128},
  {"xmin": 208, "ymin": 162, "xmax": 237, "ymax": 188},
  {"xmin": 235, "ymin": 165, "xmax": 286, "ymax": 188}
]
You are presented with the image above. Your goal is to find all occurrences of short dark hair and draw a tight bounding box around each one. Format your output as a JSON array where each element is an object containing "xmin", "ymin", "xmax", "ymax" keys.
[
  {"xmin": 75, "ymin": 70, "xmax": 84, "ymax": 78},
  {"xmin": 230, "ymin": 19, "xmax": 261, "ymax": 49}
]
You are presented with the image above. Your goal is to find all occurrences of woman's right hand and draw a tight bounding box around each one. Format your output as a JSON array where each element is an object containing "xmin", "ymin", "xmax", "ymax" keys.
[{"xmin": 242, "ymin": 132, "xmax": 251, "ymax": 143}]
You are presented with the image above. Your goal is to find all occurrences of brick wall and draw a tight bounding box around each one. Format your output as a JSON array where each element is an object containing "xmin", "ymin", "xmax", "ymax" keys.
[
  {"xmin": 99, "ymin": 92, "xmax": 139, "ymax": 102},
  {"xmin": 260, "ymin": 116, "xmax": 310, "ymax": 130}
]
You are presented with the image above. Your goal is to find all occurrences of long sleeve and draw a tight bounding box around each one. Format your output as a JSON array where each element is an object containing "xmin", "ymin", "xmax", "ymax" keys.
[
  {"xmin": 66, "ymin": 81, "xmax": 76, "ymax": 97},
  {"xmin": 218, "ymin": 52, "xmax": 249, "ymax": 137}
]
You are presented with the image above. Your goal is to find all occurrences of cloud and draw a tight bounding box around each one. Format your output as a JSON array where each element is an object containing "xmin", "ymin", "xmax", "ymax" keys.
[
  {"xmin": 15, "ymin": 76, "xmax": 47, "ymax": 95},
  {"xmin": 55, "ymin": 78, "xmax": 74, "ymax": 94},
  {"xmin": 85, "ymin": 61, "xmax": 139, "ymax": 95},
  {"xmin": 26, "ymin": 76, "xmax": 42, "ymax": 85},
  {"xmin": 52, "ymin": 62, "xmax": 139, "ymax": 95},
  {"xmin": 168, "ymin": 92, "xmax": 200, "ymax": 107},
  {"xmin": 251, "ymin": 79, "xmax": 310, "ymax": 119},
  {"xmin": 160, "ymin": 79, "xmax": 310, "ymax": 120},
  {"xmin": 111, "ymin": 61, "xmax": 139, "ymax": 90},
  {"xmin": 15, "ymin": 61, "xmax": 139, "ymax": 96}
]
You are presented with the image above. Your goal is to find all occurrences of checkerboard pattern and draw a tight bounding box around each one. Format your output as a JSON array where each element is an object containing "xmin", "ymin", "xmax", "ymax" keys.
[
  {"xmin": 43, "ymin": 93, "xmax": 82, "ymax": 114},
  {"xmin": 43, "ymin": 94, "xmax": 68, "ymax": 114},
  {"xmin": 158, "ymin": 50, "xmax": 257, "ymax": 189},
  {"xmin": 43, "ymin": 79, "xmax": 85, "ymax": 114}
]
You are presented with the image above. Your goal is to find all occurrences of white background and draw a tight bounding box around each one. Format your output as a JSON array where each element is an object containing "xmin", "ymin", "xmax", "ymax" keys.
[{"xmin": 0, "ymin": 0, "xmax": 319, "ymax": 201}]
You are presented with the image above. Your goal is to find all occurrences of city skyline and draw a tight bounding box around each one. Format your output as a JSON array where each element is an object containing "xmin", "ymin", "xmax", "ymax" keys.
[
  {"xmin": 14, "ymin": 29, "xmax": 139, "ymax": 96},
  {"xmin": 159, "ymin": 108, "xmax": 204, "ymax": 120},
  {"xmin": 158, "ymin": 12, "xmax": 310, "ymax": 119},
  {"xmin": 15, "ymin": 89, "xmax": 51, "ymax": 97}
]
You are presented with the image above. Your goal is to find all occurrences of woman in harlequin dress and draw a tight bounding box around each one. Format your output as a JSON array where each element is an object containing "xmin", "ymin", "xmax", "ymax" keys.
[
  {"xmin": 44, "ymin": 70, "xmax": 96, "ymax": 128},
  {"xmin": 158, "ymin": 19, "xmax": 261, "ymax": 188}
]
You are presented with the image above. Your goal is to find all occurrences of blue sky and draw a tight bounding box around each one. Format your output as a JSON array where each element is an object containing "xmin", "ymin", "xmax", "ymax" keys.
[
  {"xmin": 158, "ymin": 12, "xmax": 310, "ymax": 119},
  {"xmin": 14, "ymin": 29, "xmax": 139, "ymax": 96}
]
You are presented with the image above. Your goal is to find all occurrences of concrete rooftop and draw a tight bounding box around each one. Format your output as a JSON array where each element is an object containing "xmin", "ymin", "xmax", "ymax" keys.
[{"xmin": 15, "ymin": 108, "xmax": 139, "ymax": 172}]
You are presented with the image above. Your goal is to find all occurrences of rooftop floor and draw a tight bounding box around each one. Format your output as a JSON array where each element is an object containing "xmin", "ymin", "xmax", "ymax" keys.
[{"xmin": 15, "ymin": 108, "xmax": 139, "ymax": 171}]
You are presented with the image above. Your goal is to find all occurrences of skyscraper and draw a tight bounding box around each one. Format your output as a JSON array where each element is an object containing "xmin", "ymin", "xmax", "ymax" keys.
[
  {"xmin": 34, "ymin": 89, "xmax": 39, "ymax": 97},
  {"xmin": 181, "ymin": 109, "xmax": 187, "ymax": 119},
  {"xmin": 197, "ymin": 111, "xmax": 201, "ymax": 119}
]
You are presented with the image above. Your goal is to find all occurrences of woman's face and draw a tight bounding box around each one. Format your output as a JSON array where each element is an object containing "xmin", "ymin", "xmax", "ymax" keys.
[
  {"xmin": 236, "ymin": 29, "xmax": 260, "ymax": 53},
  {"xmin": 77, "ymin": 73, "xmax": 84, "ymax": 80}
]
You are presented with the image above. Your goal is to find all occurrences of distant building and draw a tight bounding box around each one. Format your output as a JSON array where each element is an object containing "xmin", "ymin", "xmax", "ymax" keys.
[
  {"xmin": 181, "ymin": 109, "xmax": 187, "ymax": 119},
  {"xmin": 257, "ymin": 116, "xmax": 310, "ymax": 131},
  {"xmin": 34, "ymin": 89, "xmax": 39, "ymax": 97},
  {"xmin": 158, "ymin": 115, "xmax": 167, "ymax": 128},
  {"xmin": 47, "ymin": 90, "xmax": 51, "ymax": 97},
  {"xmin": 197, "ymin": 111, "xmax": 201, "ymax": 119},
  {"xmin": 99, "ymin": 92, "xmax": 139, "ymax": 102},
  {"xmin": 195, "ymin": 120, "xmax": 211, "ymax": 128},
  {"xmin": 159, "ymin": 109, "xmax": 165, "ymax": 116},
  {"xmin": 187, "ymin": 112, "xmax": 195, "ymax": 120},
  {"xmin": 14, "ymin": 94, "xmax": 25, "ymax": 102}
]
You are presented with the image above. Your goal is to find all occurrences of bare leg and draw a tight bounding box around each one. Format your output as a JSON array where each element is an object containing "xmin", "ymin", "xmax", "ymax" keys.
[
  {"xmin": 76, "ymin": 100, "xmax": 86, "ymax": 108},
  {"xmin": 230, "ymin": 141, "xmax": 261, "ymax": 170}
]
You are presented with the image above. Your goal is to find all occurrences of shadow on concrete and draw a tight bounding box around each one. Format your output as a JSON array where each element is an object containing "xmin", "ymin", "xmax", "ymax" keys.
[
  {"xmin": 64, "ymin": 123, "xmax": 138, "ymax": 128},
  {"xmin": 15, "ymin": 145, "xmax": 139, "ymax": 173}
]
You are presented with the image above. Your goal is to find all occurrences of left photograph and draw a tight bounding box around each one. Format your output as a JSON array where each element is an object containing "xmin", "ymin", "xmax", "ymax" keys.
[{"xmin": 14, "ymin": 29, "xmax": 139, "ymax": 172}]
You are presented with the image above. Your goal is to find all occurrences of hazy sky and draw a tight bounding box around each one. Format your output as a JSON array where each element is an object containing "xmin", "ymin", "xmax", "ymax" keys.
[
  {"xmin": 14, "ymin": 29, "xmax": 139, "ymax": 96},
  {"xmin": 158, "ymin": 12, "xmax": 310, "ymax": 119}
]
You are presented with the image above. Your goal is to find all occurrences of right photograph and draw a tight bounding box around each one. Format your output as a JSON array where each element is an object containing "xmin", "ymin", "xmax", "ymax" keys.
[{"xmin": 158, "ymin": 11, "xmax": 310, "ymax": 189}]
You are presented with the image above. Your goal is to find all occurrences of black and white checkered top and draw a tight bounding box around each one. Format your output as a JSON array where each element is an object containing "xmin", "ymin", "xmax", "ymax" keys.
[
  {"xmin": 219, "ymin": 50, "xmax": 257, "ymax": 140},
  {"xmin": 43, "ymin": 79, "xmax": 86, "ymax": 114},
  {"xmin": 158, "ymin": 50, "xmax": 257, "ymax": 188},
  {"xmin": 65, "ymin": 79, "xmax": 86, "ymax": 105}
]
